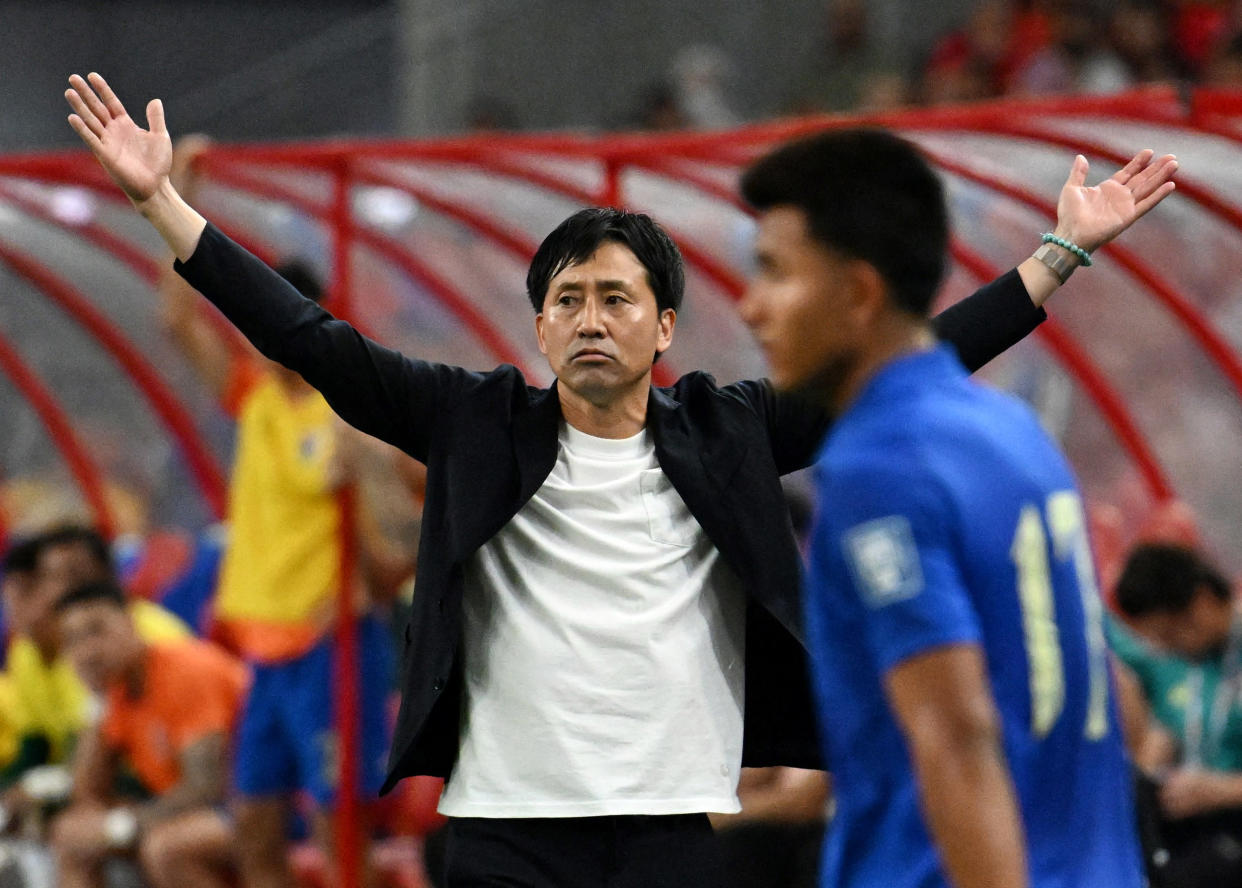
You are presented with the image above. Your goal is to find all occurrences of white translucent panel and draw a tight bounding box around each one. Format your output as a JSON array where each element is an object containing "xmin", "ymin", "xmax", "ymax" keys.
[
  {"xmin": 665, "ymin": 269, "xmax": 766, "ymax": 387},
  {"xmin": 620, "ymin": 167, "xmax": 756, "ymax": 273},
  {"xmin": 365, "ymin": 160, "xmax": 584, "ymax": 246},
  {"xmin": 349, "ymin": 244, "xmax": 510, "ymax": 379},
  {"xmin": 0, "ymin": 263, "xmax": 219, "ymax": 532}
]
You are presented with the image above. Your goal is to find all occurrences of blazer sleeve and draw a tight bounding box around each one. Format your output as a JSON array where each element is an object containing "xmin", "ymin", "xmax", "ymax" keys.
[
  {"xmin": 174, "ymin": 223, "xmax": 478, "ymax": 461},
  {"xmin": 931, "ymin": 269, "xmax": 1046, "ymax": 373},
  {"xmin": 743, "ymin": 269, "xmax": 1046, "ymax": 474}
]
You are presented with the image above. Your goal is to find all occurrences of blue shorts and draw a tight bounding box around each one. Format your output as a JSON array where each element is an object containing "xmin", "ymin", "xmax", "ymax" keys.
[{"xmin": 233, "ymin": 614, "xmax": 394, "ymax": 806}]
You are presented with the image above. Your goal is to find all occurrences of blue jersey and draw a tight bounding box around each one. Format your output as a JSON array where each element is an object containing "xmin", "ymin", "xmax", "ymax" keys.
[{"xmin": 806, "ymin": 345, "xmax": 1142, "ymax": 888}]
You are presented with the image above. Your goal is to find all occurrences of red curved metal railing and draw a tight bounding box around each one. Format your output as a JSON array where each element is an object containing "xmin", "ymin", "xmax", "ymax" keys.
[
  {"xmin": 204, "ymin": 159, "xmax": 534, "ymax": 375},
  {"xmin": 952, "ymin": 243, "xmax": 1173, "ymax": 501},
  {"xmin": 0, "ymin": 242, "xmax": 227, "ymax": 518},
  {"xmin": 925, "ymin": 151, "xmax": 1242, "ymax": 406},
  {"xmin": 9, "ymin": 87, "xmax": 1242, "ymax": 888},
  {"xmin": 0, "ymin": 325, "xmax": 115, "ymax": 537}
]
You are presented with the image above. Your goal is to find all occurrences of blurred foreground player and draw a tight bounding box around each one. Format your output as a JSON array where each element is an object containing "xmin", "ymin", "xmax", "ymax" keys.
[
  {"xmin": 65, "ymin": 72, "xmax": 1173, "ymax": 888},
  {"xmin": 50, "ymin": 580, "xmax": 247, "ymax": 888},
  {"xmin": 739, "ymin": 129, "xmax": 1162, "ymax": 888}
]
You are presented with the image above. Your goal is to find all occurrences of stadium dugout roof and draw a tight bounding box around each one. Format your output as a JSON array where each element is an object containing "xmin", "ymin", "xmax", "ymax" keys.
[{"xmin": 2, "ymin": 86, "xmax": 1241, "ymax": 567}]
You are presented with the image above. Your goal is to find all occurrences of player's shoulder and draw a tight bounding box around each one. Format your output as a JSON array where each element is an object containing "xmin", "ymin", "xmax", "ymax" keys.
[{"xmin": 148, "ymin": 638, "xmax": 245, "ymax": 687}]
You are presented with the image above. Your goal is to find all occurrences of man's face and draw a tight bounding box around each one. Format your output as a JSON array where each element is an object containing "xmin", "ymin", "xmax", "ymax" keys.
[
  {"xmin": 59, "ymin": 600, "xmax": 136, "ymax": 691},
  {"xmin": 740, "ymin": 206, "xmax": 862, "ymax": 394},
  {"xmin": 1128, "ymin": 589, "xmax": 1233, "ymax": 661},
  {"xmin": 536, "ymin": 241, "xmax": 675, "ymax": 405},
  {"xmin": 2, "ymin": 570, "xmax": 49, "ymax": 643},
  {"xmin": 37, "ymin": 542, "xmax": 109, "ymax": 603}
]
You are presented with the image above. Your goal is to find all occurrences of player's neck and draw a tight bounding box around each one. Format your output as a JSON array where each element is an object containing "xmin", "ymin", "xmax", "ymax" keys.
[{"xmin": 830, "ymin": 321, "xmax": 937, "ymax": 416}]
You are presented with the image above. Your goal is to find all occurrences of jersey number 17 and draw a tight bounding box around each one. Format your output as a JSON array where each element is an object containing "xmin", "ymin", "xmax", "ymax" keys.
[{"xmin": 1011, "ymin": 491, "xmax": 1110, "ymax": 741}]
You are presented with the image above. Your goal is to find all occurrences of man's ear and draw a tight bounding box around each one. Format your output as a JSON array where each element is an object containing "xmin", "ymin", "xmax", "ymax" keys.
[
  {"xmin": 535, "ymin": 312, "xmax": 548, "ymax": 356},
  {"xmin": 655, "ymin": 308, "xmax": 676, "ymax": 355}
]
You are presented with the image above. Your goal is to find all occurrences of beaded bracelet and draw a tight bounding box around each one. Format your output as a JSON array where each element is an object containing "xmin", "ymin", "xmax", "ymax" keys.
[{"xmin": 1040, "ymin": 232, "xmax": 1092, "ymax": 267}]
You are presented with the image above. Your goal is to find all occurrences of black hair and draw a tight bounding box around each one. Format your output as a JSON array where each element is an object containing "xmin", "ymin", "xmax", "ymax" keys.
[
  {"xmin": 275, "ymin": 260, "xmax": 324, "ymax": 305},
  {"xmin": 1114, "ymin": 543, "xmax": 1231, "ymax": 619},
  {"xmin": 53, "ymin": 579, "xmax": 127, "ymax": 614},
  {"xmin": 1, "ymin": 537, "xmax": 42, "ymax": 577},
  {"xmin": 525, "ymin": 208, "xmax": 685, "ymax": 316},
  {"xmin": 740, "ymin": 127, "xmax": 948, "ymax": 316},
  {"xmin": 37, "ymin": 525, "xmax": 113, "ymax": 577}
]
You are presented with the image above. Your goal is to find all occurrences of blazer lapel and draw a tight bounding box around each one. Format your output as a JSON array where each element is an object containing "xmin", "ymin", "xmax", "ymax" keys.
[{"xmin": 512, "ymin": 383, "xmax": 563, "ymax": 506}]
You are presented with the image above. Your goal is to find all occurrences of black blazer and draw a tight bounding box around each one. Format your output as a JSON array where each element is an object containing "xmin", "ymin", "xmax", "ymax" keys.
[{"xmin": 177, "ymin": 224, "xmax": 1047, "ymax": 794}]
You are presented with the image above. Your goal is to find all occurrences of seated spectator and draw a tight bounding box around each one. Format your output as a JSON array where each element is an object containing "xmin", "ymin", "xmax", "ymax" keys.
[
  {"xmin": 0, "ymin": 528, "xmax": 191, "ymax": 829},
  {"xmin": 1010, "ymin": 0, "xmax": 1131, "ymax": 96},
  {"xmin": 34, "ymin": 526, "xmax": 190, "ymax": 654},
  {"xmin": 1111, "ymin": 542, "xmax": 1242, "ymax": 888},
  {"xmin": 792, "ymin": 0, "xmax": 906, "ymax": 113},
  {"xmin": 50, "ymin": 580, "xmax": 247, "ymax": 888}
]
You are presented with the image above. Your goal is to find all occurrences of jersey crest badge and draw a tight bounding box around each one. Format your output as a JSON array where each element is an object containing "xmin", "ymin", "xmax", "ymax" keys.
[{"xmin": 844, "ymin": 515, "xmax": 924, "ymax": 608}]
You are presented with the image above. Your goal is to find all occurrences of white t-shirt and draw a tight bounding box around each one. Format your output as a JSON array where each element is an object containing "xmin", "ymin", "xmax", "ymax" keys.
[{"xmin": 438, "ymin": 422, "xmax": 747, "ymax": 817}]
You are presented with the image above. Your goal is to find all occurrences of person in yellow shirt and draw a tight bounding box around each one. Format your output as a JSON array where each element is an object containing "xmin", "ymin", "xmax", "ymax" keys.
[
  {"xmin": 0, "ymin": 527, "xmax": 189, "ymax": 826},
  {"xmin": 160, "ymin": 145, "xmax": 398, "ymax": 887}
]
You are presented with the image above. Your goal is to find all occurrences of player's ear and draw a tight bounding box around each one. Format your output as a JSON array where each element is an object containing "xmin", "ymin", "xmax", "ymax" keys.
[{"xmin": 846, "ymin": 259, "xmax": 888, "ymax": 328}]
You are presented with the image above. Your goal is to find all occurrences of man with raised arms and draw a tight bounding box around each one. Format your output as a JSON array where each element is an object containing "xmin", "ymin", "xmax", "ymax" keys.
[{"xmin": 65, "ymin": 72, "xmax": 1174, "ymax": 887}]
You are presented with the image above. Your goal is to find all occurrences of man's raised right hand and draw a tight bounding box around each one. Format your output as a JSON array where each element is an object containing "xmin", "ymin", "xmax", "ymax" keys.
[{"xmin": 66, "ymin": 72, "xmax": 172, "ymax": 206}]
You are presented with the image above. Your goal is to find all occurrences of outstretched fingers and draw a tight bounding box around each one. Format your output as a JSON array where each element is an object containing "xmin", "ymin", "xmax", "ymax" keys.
[
  {"xmin": 88, "ymin": 72, "xmax": 128, "ymax": 120},
  {"xmin": 67, "ymin": 74, "xmax": 113, "ymax": 130},
  {"xmin": 1126, "ymin": 154, "xmax": 1178, "ymax": 202},
  {"xmin": 66, "ymin": 113, "xmax": 104, "ymax": 154},
  {"xmin": 64, "ymin": 87, "xmax": 105, "ymax": 141},
  {"xmin": 1133, "ymin": 180, "xmax": 1177, "ymax": 219},
  {"xmin": 1109, "ymin": 148, "xmax": 1155, "ymax": 186}
]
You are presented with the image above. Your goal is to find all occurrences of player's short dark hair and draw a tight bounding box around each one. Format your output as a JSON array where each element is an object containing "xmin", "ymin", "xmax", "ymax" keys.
[
  {"xmin": 38, "ymin": 525, "xmax": 113, "ymax": 576},
  {"xmin": 525, "ymin": 208, "xmax": 685, "ymax": 316},
  {"xmin": 276, "ymin": 260, "xmax": 324, "ymax": 305},
  {"xmin": 1, "ymin": 537, "xmax": 42, "ymax": 577},
  {"xmin": 1114, "ymin": 543, "xmax": 1231, "ymax": 618},
  {"xmin": 740, "ymin": 127, "xmax": 948, "ymax": 317},
  {"xmin": 54, "ymin": 579, "xmax": 127, "ymax": 614}
]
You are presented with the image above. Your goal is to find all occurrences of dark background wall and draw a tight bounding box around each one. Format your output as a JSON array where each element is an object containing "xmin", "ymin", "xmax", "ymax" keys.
[{"xmin": 3, "ymin": 0, "xmax": 980, "ymax": 151}]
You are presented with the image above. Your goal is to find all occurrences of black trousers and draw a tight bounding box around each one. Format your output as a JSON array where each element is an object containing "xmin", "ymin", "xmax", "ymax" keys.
[{"xmin": 442, "ymin": 814, "xmax": 722, "ymax": 888}]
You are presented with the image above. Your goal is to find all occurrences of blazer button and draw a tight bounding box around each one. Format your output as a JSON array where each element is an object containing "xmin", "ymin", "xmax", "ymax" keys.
[
  {"xmin": 432, "ymin": 677, "xmax": 445, "ymax": 692},
  {"xmin": 437, "ymin": 597, "xmax": 446, "ymax": 614}
]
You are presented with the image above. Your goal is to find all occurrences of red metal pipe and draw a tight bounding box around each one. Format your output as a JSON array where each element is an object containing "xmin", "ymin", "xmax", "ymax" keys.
[
  {"xmin": 205, "ymin": 162, "xmax": 533, "ymax": 375},
  {"xmin": 0, "ymin": 183, "xmax": 163, "ymax": 285},
  {"xmin": 952, "ymin": 243, "xmax": 1173, "ymax": 501},
  {"xmin": 903, "ymin": 121, "xmax": 1242, "ymax": 242},
  {"xmin": 0, "ymin": 242, "xmax": 227, "ymax": 519},
  {"xmin": 925, "ymin": 151, "xmax": 1242, "ymax": 410},
  {"xmin": 0, "ymin": 326, "xmax": 115, "ymax": 537},
  {"xmin": 330, "ymin": 160, "xmax": 364, "ymax": 888}
]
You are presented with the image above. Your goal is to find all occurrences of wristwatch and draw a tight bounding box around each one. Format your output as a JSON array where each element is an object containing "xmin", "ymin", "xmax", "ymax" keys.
[
  {"xmin": 1033, "ymin": 242, "xmax": 1080, "ymax": 285},
  {"xmin": 103, "ymin": 807, "xmax": 139, "ymax": 849}
]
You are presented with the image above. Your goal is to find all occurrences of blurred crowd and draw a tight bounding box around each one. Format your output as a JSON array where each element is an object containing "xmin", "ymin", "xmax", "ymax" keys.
[{"xmin": 624, "ymin": 0, "xmax": 1242, "ymax": 131}]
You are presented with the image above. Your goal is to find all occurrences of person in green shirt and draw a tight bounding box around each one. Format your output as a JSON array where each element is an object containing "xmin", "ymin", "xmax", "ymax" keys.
[{"xmin": 1112, "ymin": 542, "xmax": 1242, "ymax": 888}]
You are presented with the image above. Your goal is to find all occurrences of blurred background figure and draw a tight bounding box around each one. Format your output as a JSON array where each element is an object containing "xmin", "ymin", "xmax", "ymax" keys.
[
  {"xmin": 50, "ymin": 580, "xmax": 245, "ymax": 888},
  {"xmin": 1110, "ymin": 543, "xmax": 1242, "ymax": 888},
  {"xmin": 159, "ymin": 135, "xmax": 401, "ymax": 888},
  {"xmin": 1009, "ymin": 1, "xmax": 1132, "ymax": 96},
  {"xmin": 670, "ymin": 44, "xmax": 742, "ymax": 128},
  {"xmin": 792, "ymin": 0, "xmax": 908, "ymax": 113},
  {"xmin": 920, "ymin": 0, "xmax": 1023, "ymax": 104}
]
